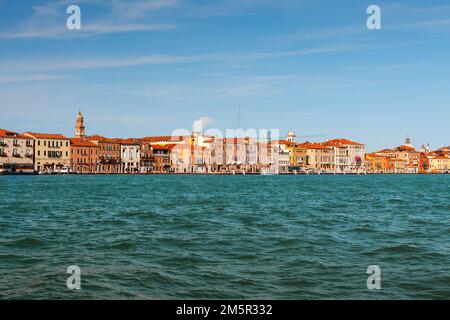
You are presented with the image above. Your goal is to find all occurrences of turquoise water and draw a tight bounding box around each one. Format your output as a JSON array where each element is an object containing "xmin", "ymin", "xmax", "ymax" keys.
[{"xmin": 0, "ymin": 175, "xmax": 449, "ymax": 299}]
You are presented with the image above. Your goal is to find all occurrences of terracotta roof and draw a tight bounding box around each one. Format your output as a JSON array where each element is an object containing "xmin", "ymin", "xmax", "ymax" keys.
[
  {"xmin": 152, "ymin": 144, "xmax": 176, "ymax": 150},
  {"xmin": 140, "ymin": 136, "xmax": 186, "ymax": 143},
  {"xmin": 298, "ymin": 142, "xmax": 331, "ymax": 150},
  {"xmin": 116, "ymin": 138, "xmax": 140, "ymax": 146},
  {"xmin": 323, "ymin": 138, "xmax": 364, "ymax": 146},
  {"xmin": 374, "ymin": 149, "xmax": 396, "ymax": 154},
  {"xmin": 24, "ymin": 132, "xmax": 68, "ymax": 140},
  {"xmin": 433, "ymin": 155, "xmax": 450, "ymax": 160},
  {"xmin": 90, "ymin": 137, "xmax": 121, "ymax": 144},
  {"xmin": 0, "ymin": 129, "xmax": 32, "ymax": 139},
  {"xmin": 87, "ymin": 135, "xmax": 107, "ymax": 140},
  {"xmin": 87, "ymin": 135, "xmax": 121, "ymax": 143},
  {"xmin": 70, "ymin": 138, "xmax": 98, "ymax": 147},
  {"xmin": 366, "ymin": 153, "xmax": 389, "ymax": 158}
]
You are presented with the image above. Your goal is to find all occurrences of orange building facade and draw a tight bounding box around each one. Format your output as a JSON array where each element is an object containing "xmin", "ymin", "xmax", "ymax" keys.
[
  {"xmin": 70, "ymin": 138, "xmax": 100, "ymax": 174},
  {"xmin": 87, "ymin": 135, "xmax": 121, "ymax": 174}
]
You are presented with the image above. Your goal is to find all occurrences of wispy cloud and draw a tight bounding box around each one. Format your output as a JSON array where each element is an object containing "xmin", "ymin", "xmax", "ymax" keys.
[
  {"xmin": 0, "ymin": 44, "xmax": 361, "ymax": 73},
  {"xmin": 0, "ymin": 74, "xmax": 67, "ymax": 83},
  {"xmin": 0, "ymin": 0, "xmax": 178, "ymax": 39},
  {"xmin": 110, "ymin": 0, "xmax": 180, "ymax": 18},
  {"xmin": 0, "ymin": 23, "xmax": 176, "ymax": 39},
  {"xmin": 386, "ymin": 3, "xmax": 450, "ymax": 15}
]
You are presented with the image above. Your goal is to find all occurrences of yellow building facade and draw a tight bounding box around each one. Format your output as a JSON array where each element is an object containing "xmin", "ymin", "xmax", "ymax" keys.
[
  {"xmin": 24, "ymin": 132, "xmax": 71, "ymax": 173},
  {"xmin": 428, "ymin": 155, "xmax": 450, "ymax": 173}
]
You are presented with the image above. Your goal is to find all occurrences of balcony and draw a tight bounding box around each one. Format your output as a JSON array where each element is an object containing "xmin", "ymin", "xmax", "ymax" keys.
[
  {"xmin": 13, "ymin": 154, "xmax": 22, "ymax": 158},
  {"xmin": 0, "ymin": 142, "xmax": 8, "ymax": 147},
  {"xmin": 25, "ymin": 153, "xmax": 33, "ymax": 158},
  {"xmin": 0, "ymin": 152, "xmax": 7, "ymax": 157}
]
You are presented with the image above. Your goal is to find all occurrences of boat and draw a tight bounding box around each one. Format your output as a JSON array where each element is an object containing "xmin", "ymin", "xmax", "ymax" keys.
[{"xmin": 60, "ymin": 166, "xmax": 70, "ymax": 174}]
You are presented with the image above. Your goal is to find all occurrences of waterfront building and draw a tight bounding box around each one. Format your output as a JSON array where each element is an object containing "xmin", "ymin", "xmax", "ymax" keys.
[
  {"xmin": 419, "ymin": 153, "xmax": 430, "ymax": 173},
  {"xmin": 192, "ymin": 146, "xmax": 212, "ymax": 173},
  {"xmin": 210, "ymin": 138, "xmax": 225, "ymax": 173},
  {"xmin": 171, "ymin": 143, "xmax": 193, "ymax": 173},
  {"xmin": 0, "ymin": 129, "xmax": 34, "ymax": 174},
  {"xmin": 297, "ymin": 142, "xmax": 334, "ymax": 172},
  {"xmin": 373, "ymin": 138, "xmax": 421, "ymax": 173},
  {"xmin": 322, "ymin": 139, "xmax": 365, "ymax": 173},
  {"xmin": 428, "ymin": 154, "xmax": 450, "ymax": 173},
  {"xmin": 366, "ymin": 150, "xmax": 413, "ymax": 174},
  {"xmin": 277, "ymin": 148, "xmax": 291, "ymax": 173},
  {"xmin": 139, "ymin": 140, "xmax": 153, "ymax": 173},
  {"xmin": 245, "ymin": 138, "xmax": 259, "ymax": 173},
  {"xmin": 222, "ymin": 137, "xmax": 261, "ymax": 173},
  {"xmin": 87, "ymin": 135, "xmax": 121, "ymax": 174},
  {"xmin": 70, "ymin": 138, "xmax": 99, "ymax": 174},
  {"xmin": 268, "ymin": 140, "xmax": 294, "ymax": 173},
  {"xmin": 23, "ymin": 132, "xmax": 70, "ymax": 173},
  {"xmin": 224, "ymin": 138, "xmax": 247, "ymax": 172},
  {"xmin": 152, "ymin": 144, "xmax": 174, "ymax": 173},
  {"xmin": 288, "ymin": 144, "xmax": 305, "ymax": 169},
  {"xmin": 365, "ymin": 153, "xmax": 391, "ymax": 173},
  {"xmin": 120, "ymin": 139, "xmax": 141, "ymax": 173}
]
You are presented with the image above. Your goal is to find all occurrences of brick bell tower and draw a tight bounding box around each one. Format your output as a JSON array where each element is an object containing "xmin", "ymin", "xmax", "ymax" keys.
[{"xmin": 75, "ymin": 111, "xmax": 86, "ymax": 138}]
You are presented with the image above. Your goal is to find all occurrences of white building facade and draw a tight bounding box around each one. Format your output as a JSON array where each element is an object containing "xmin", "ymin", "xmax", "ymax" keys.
[{"xmin": 121, "ymin": 142, "xmax": 140, "ymax": 173}]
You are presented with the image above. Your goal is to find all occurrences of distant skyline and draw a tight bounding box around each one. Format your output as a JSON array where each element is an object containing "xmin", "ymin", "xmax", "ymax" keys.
[{"xmin": 1, "ymin": 0, "xmax": 450, "ymax": 151}]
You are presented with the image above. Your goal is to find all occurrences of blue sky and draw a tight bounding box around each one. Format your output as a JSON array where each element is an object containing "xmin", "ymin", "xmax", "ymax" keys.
[{"xmin": 0, "ymin": 0, "xmax": 449, "ymax": 151}]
